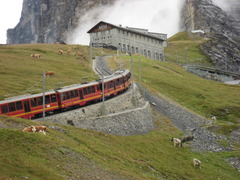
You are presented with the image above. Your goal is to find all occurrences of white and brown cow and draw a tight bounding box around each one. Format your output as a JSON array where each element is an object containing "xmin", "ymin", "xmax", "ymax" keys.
[
  {"xmin": 193, "ymin": 158, "xmax": 201, "ymax": 168},
  {"xmin": 171, "ymin": 138, "xmax": 182, "ymax": 147},
  {"xmin": 22, "ymin": 126, "xmax": 47, "ymax": 135}
]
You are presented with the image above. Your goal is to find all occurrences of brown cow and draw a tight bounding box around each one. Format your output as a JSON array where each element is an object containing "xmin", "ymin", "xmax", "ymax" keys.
[
  {"xmin": 45, "ymin": 71, "xmax": 55, "ymax": 77},
  {"xmin": 22, "ymin": 126, "xmax": 36, "ymax": 132},
  {"xmin": 31, "ymin": 54, "xmax": 41, "ymax": 59},
  {"xmin": 22, "ymin": 126, "xmax": 47, "ymax": 135},
  {"xmin": 58, "ymin": 50, "xmax": 64, "ymax": 55}
]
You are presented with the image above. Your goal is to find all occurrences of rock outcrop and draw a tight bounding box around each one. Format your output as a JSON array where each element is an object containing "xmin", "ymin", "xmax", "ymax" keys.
[
  {"xmin": 7, "ymin": 0, "xmax": 115, "ymax": 44},
  {"xmin": 180, "ymin": 0, "xmax": 240, "ymax": 73}
]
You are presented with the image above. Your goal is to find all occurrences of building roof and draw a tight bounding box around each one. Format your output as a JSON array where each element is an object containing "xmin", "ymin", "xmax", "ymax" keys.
[{"xmin": 87, "ymin": 21, "xmax": 167, "ymax": 41}]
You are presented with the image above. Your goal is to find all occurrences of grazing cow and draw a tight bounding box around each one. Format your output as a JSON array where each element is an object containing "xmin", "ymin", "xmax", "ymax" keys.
[
  {"xmin": 45, "ymin": 71, "xmax": 55, "ymax": 77},
  {"xmin": 22, "ymin": 126, "xmax": 36, "ymax": 132},
  {"xmin": 58, "ymin": 50, "xmax": 64, "ymax": 55},
  {"xmin": 31, "ymin": 54, "xmax": 41, "ymax": 59},
  {"xmin": 171, "ymin": 138, "xmax": 182, "ymax": 147},
  {"xmin": 193, "ymin": 158, "xmax": 201, "ymax": 168}
]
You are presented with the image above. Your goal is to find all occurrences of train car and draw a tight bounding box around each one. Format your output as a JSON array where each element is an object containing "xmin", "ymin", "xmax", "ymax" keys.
[
  {"xmin": 0, "ymin": 91, "xmax": 59, "ymax": 119},
  {"xmin": 0, "ymin": 69, "xmax": 132, "ymax": 120},
  {"xmin": 56, "ymin": 81, "xmax": 101, "ymax": 110}
]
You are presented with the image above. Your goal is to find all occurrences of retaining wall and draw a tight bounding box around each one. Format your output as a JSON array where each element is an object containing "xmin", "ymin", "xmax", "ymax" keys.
[{"xmin": 37, "ymin": 85, "xmax": 153, "ymax": 136}]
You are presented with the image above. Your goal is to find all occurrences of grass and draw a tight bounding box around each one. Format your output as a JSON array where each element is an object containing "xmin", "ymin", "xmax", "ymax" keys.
[
  {"xmin": 108, "ymin": 54, "xmax": 240, "ymax": 123},
  {"xmin": 0, "ymin": 44, "xmax": 113, "ymax": 100},
  {"xmin": 165, "ymin": 32, "xmax": 211, "ymax": 64},
  {"xmin": 0, "ymin": 36, "xmax": 239, "ymax": 179},
  {"xmin": 0, "ymin": 114, "xmax": 239, "ymax": 180}
]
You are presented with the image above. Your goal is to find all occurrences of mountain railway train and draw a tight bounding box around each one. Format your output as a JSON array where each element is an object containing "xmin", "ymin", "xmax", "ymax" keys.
[{"xmin": 0, "ymin": 69, "xmax": 131, "ymax": 120}]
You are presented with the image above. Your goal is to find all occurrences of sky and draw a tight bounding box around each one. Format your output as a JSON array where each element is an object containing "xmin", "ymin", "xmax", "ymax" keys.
[{"xmin": 0, "ymin": 0, "xmax": 23, "ymax": 44}]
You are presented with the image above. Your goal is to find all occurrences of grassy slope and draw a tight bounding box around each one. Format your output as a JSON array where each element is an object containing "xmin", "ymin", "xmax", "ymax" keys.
[
  {"xmin": 0, "ymin": 114, "xmax": 239, "ymax": 180},
  {"xmin": 108, "ymin": 32, "xmax": 240, "ymax": 124},
  {"xmin": 0, "ymin": 40, "xmax": 239, "ymax": 179},
  {"xmin": 0, "ymin": 44, "xmax": 113, "ymax": 100}
]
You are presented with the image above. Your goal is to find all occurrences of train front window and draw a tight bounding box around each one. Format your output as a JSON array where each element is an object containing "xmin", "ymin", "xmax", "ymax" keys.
[
  {"xmin": 16, "ymin": 101, "xmax": 23, "ymax": 110},
  {"xmin": 9, "ymin": 103, "xmax": 16, "ymax": 112},
  {"xmin": 1, "ymin": 105, "xmax": 8, "ymax": 113}
]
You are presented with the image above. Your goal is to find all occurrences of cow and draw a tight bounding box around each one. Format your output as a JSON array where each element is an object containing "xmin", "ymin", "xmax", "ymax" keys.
[
  {"xmin": 45, "ymin": 71, "xmax": 55, "ymax": 77},
  {"xmin": 171, "ymin": 138, "xmax": 182, "ymax": 147},
  {"xmin": 58, "ymin": 50, "xmax": 64, "ymax": 55},
  {"xmin": 22, "ymin": 126, "xmax": 36, "ymax": 132},
  {"xmin": 31, "ymin": 54, "xmax": 41, "ymax": 59},
  {"xmin": 193, "ymin": 158, "xmax": 201, "ymax": 168},
  {"xmin": 22, "ymin": 126, "xmax": 47, "ymax": 135}
]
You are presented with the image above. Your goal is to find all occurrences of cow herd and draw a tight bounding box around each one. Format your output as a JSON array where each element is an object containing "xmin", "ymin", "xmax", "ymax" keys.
[{"xmin": 171, "ymin": 136, "xmax": 201, "ymax": 169}]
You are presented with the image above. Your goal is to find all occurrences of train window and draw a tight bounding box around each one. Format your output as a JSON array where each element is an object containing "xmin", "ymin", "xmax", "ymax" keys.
[
  {"xmin": 16, "ymin": 101, "xmax": 23, "ymax": 110},
  {"xmin": 45, "ymin": 95, "xmax": 50, "ymax": 104},
  {"xmin": 51, "ymin": 94, "xmax": 57, "ymax": 103},
  {"xmin": 70, "ymin": 91, "xmax": 74, "ymax": 99},
  {"xmin": 38, "ymin": 97, "xmax": 43, "ymax": 106},
  {"xmin": 65, "ymin": 92, "xmax": 70, "ymax": 100},
  {"xmin": 87, "ymin": 87, "xmax": 91, "ymax": 94},
  {"xmin": 9, "ymin": 103, "xmax": 16, "ymax": 112},
  {"xmin": 91, "ymin": 86, "xmax": 95, "ymax": 93},
  {"xmin": 1, "ymin": 105, "xmax": 8, "ymax": 113},
  {"xmin": 83, "ymin": 88, "xmax": 87, "ymax": 95},
  {"xmin": 31, "ymin": 98, "xmax": 37, "ymax": 107},
  {"xmin": 74, "ymin": 90, "xmax": 78, "ymax": 97}
]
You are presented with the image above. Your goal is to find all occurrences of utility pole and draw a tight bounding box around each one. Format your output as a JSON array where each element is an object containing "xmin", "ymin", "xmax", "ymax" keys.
[
  {"xmin": 138, "ymin": 57, "xmax": 142, "ymax": 85},
  {"xmin": 90, "ymin": 41, "xmax": 93, "ymax": 61},
  {"xmin": 102, "ymin": 71, "xmax": 105, "ymax": 104},
  {"xmin": 42, "ymin": 71, "xmax": 46, "ymax": 121}
]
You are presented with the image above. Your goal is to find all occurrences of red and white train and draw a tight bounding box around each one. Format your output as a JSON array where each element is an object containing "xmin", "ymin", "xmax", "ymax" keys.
[{"xmin": 0, "ymin": 69, "xmax": 131, "ymax": 119}]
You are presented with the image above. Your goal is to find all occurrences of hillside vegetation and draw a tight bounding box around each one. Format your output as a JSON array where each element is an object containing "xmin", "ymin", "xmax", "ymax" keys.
[
  {"xmin": 108, "ymin": 32, "xmax": 240, "ymax": 124},
  {"xmin": 0, "ymin": 35, "xmax": 239, "ymax": 179},
  {"xmin": 0, "ymin": 44, "xmax": 113, "ymax": 100}
]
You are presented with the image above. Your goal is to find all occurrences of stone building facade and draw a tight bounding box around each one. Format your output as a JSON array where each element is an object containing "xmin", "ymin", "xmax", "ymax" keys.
[{"xmin": 88, "ymin": 21, "xmax": 167, "ymax": 60}]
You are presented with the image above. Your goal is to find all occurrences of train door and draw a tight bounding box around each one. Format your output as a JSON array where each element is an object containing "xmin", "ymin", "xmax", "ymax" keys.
[{"xmin": 23, "ymin": 100, "xmax": 31, "ymax": 119}]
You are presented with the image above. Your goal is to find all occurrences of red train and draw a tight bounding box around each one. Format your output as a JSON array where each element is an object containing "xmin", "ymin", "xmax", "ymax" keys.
[{"xmin": 0, "ymin": 69, "xmax": 131, "ymax": 119}]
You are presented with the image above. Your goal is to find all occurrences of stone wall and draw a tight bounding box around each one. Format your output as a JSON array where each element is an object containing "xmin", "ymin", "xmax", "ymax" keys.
[{"xmin": 37, "ymin": 85, "xmax": 153, "ymax": 136}]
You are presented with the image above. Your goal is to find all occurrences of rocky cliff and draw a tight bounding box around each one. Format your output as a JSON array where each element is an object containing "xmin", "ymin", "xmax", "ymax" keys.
[
  {"xmin": 180, "ymin": 0, "xmax": 240, "ymax": 73},
  {"xmin": 7, "ymin": 0, "xmax": 115, "ymax": 44}
]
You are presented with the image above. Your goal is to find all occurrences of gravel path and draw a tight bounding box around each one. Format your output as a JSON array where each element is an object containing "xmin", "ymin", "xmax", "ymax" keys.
[{"xmin": 137, "ymin": 84, "xmax": 233, "ymax": 153}]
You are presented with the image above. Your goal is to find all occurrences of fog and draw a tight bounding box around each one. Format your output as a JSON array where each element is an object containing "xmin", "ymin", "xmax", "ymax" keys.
[
  {"xmin": 67, "ymin": 0, "xmax": 185, "ymax": 45},
  {"xmin": 212, "ymin": 0, "xmax": 239, "ymax": 11}
]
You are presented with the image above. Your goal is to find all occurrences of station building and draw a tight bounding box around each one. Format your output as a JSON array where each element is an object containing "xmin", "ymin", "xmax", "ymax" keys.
[{"xmin": 87, "ymin": 21, "xmax": 167, "ymax": 61}]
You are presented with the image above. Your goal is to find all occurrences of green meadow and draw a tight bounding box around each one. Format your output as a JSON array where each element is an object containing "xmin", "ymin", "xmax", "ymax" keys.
[{"xmin": 0, "ymin": 32, "xmax": 239, "ymax": 179}]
